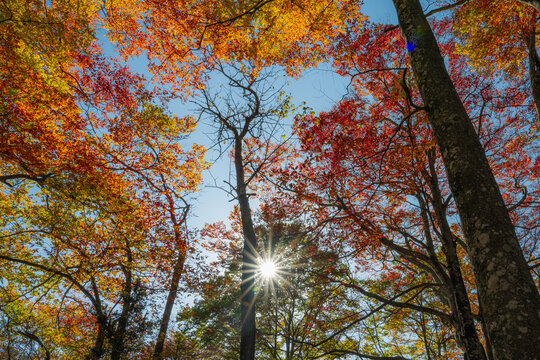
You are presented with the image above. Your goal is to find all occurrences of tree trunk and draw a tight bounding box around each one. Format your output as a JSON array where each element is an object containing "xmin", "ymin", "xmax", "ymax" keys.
[
  {"xmin": 392, "ymin": 1, "xmax": 540, "ymax": 358},
  {"xmin": 427, "ymin": 151, "xmax": 487, "ymax": 360},
  {"xmin": 478, "ymin": 302, "xmax": 495, "ymax": 360},
  {"xmin": 87, "ymin": 279, "xmax": 107, "ymax": 360},
  {"xmin": 153, "ymin": 241, "xmax": 187, "ymax": 359},
  {"xmin": 87, "ymin": 316, "xmax": 106, "ymax": 360},
  {"xmin": 111, "ymin": 253, "xmax": 133, "ymax": 360},
  {"xmin": 235, "ymin": 138, "xmax": 257, "ymax": 360}
]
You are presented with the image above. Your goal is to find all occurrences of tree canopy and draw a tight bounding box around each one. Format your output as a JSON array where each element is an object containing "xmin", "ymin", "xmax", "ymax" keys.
[{"xmin": 1, "ymin": 1, "xmax": 539, "ymax": 359}]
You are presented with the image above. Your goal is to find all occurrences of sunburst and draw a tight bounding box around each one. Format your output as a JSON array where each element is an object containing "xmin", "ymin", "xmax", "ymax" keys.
[{"xmin": 259, "ymin": 259, "xmax": 278, "ymax": 280}]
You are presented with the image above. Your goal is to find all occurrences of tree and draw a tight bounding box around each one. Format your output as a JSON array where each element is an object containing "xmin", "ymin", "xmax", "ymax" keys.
[
  {"xmin": 192, "ymin": 64, "xmax": 293, "ymax": 360},
  {"xmin": 1, "ymin": 1, "xmax": 207, "ymax": 358},
  {"xmin": 451, "ymin": 0, "xmax": 540, "ymax": 119},
  {"xmin": 104, "ymin": 2, "xmax": 540, "ymax": 355},
  {"xmin": 0, "ymin": 115, "xmax": 205, "ymax": 358},
  {"xmin": 264, "ymin": 94, "xmax": 487, "ymax": 359},
  {"xmin": 1, "ymin": 181, "xmax": 153, "ymax": 359},
  {"xmin": 390, "ymin": 1, "xmax": 540, "ymax": 357},
  {"xmin": 174, "ymin": 216, "xmax": 361, "ymax": 360},
  {"xmin": 258, "ymin": 14, "xmax": 539, "ymax": 358},
  {"xmin": 103, "ymin": 4, "xmax": 364, "ymax": 356},
  {"xmin": 2, "ymin": 0, "xmax": 539, "ymax": 357}
]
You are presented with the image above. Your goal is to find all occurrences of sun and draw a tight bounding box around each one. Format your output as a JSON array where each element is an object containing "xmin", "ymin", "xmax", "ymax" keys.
[{"xmin": 259, "ymin": 259, "xmax": 278, "ymax": 280}]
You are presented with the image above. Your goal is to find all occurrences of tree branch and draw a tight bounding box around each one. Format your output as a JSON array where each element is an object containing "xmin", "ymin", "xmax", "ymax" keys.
[{"xmin": 385, "ymin": 0, "xmax": 472, "ymax": 32}]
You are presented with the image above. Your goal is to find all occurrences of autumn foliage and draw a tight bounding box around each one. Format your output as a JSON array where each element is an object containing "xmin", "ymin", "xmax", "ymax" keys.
[{"xmin": 1, "ymin": 0, "xmax": 539, "ymax": 359}]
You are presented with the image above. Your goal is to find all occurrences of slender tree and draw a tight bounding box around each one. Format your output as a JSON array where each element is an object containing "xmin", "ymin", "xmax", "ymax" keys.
[{"xmin": 195, "ymin": 64, "xmax": 292, "ymax": 359}]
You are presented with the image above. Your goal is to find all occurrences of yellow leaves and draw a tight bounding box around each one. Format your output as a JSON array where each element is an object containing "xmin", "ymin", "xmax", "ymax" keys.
[
  {"xmin": 453, "ymin": 0, "xmax": 534, "ymax": 77},
  {"xmin": 105, "ymin": 0, "xmax": 363, "ymax": 92},
  {"xmin": 0, "ymin": 1, "xmax": 214, "ymax": 357},
  {"xmin": 174, "ymin": 114, "xmax": 199, "ymax": 134}
]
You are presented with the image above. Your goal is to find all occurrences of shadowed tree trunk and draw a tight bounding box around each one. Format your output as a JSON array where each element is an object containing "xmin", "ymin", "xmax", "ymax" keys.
[
  {"xmin": 154, "ymin": 190, "xmax": 191, "ymax": 359},
  {"xmin": 88, "ymin": 277, "xmax": 107, "ymax": 360},
  {"xmin": 110, "ymin": 257, "xmax": 132, "ymax": 360},
  {"xmin": 391, "ymin": 1, "xmax": 540, "ymax": 358},
  {"xmin": 153, "ymin": 235, "xmax": 187, "ymax": 359},
  {"xmin": 235, "ymin": 137, "xmax": 258, "ymax": 360}
]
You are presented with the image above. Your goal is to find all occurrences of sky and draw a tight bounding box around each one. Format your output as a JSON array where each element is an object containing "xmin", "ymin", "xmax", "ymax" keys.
[
  {"xmin": 102, "ymin": 0, "xmax": 404, "ymax": 229},
  {"xmin": 95, "ymin": 0, "xmax": 429, "ymax": 319},
  {"xmin": 184, "ymin": 0, "xmax": 399, "ymax": 229}
]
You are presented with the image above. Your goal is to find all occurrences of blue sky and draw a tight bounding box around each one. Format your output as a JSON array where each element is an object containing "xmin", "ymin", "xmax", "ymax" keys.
[
  {"xmin": 184, "ymin": 64, "xmax": 351, "ymax": 228},
  {"xmin": 105, "ymin": 1, "xmax": 404, "ymax": 229},
  {"xmin": 185, "ymin": 0, "xmax": 400, "ymax": 228}
]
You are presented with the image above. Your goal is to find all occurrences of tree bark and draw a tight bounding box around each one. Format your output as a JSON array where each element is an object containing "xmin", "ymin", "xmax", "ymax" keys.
[
  {"xmin": 87, "ymin": 278, "xmax": 107, "ymax": 360},
  {"xmin": 235, "ymin": 138, "xmax": 258, "ymax": 360},
  {"xmin": 87, "ymin": 315, "xmax": 107, "ymax": 360},
  {"xmin": 153, "ymin": 241, "xmax": 187, "ymax": 359},
  {"xmin": 478, "ymin": 302, "xmax": 495, "ymax": 360},
  {"xmin": 111, "ymin": 249, "xmax": 134, "ymax": 360},
  {"xmin": 392, "ymin": 1, "xmax": 540, "ymax": 358}
]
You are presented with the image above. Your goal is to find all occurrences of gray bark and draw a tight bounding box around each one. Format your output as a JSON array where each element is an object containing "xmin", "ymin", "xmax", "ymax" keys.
[
  {"xmin": 392, "ymin": 0, "xmax": 540, "ymax": 358},
  {"xmin": 426, "ymin": 151, "xmax": 487, "ymax": 360}
]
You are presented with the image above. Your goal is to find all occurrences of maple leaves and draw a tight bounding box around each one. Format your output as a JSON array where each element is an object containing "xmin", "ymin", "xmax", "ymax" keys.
[
  {"xmin": 1, "ymin": 0, "xmax": 208, "ymax": 358},
  {"xmin": 2, "ymin": 0, "xmax": 540, "ymax": 359},
  {"xmin": 451, "ymin": 0, "xmax": 540, "ymax": 120},
  {"xmin": 103, "ymin": 0, "xmax": 363, "ymax": 92},
  {"xmin": 453, "ymin": 0, "xmax": 533, "ymax": 76}
]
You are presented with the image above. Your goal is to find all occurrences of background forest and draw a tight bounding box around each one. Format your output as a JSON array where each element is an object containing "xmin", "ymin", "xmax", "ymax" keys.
[{"xmin": 1, "ymin": 0, "xmax": 539, "ymax": 359}]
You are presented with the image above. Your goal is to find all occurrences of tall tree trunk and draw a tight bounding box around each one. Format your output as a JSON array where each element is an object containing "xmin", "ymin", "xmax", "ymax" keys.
[
  {"xmin": 87, "ymin": 278, "xmax": 107, "ymax": 360},
  {"xmin": 153, "ymin": 241, "xmax": 187, "ymax": 359},
  {"xmin": 392, "ymin": 1, "xmax": 540, "ymax": 358},
  {"xmin": 478, "ymin": 302, "xmax": 495, "ymax": 360},
  {"xmin": 427, "ymin": 151, "xmax": 487, "ymax": 360},
  {"xmin": 111, "ymin": 248, "xmax": 134, "ymax": 360},
  {"xmin": 235, "ymin": 138, "xmax": 257, "ymax": 360},
  {"xmin": 419, "ymin": 301, "xmax": 433, "ymax": 360},
  {"xmin": 87, "ymin": 316, "xmax": 107, "ymax": 360}
]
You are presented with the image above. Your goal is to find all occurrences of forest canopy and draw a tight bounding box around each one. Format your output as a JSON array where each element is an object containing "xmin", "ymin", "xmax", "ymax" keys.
[{"xmin": 1, "ymin": 0, "xmax": 539, "ymax": 359}]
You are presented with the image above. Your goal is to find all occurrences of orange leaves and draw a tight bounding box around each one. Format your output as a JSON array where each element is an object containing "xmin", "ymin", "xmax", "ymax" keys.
[
  {"xmin": 104, "ymin": 0, "xmax": 363, "ymax": 93},
  {"xmin": 452, "ymin": 0, "xmax": 535, "ymax": 77},
  {"xmin": 1, "ymin": 1, "xmax": 210, "ymax": 356}
]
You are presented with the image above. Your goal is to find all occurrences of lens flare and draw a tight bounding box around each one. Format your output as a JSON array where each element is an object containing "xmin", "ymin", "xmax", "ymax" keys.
[{"xmin": 259, "ymin": 260, "xmax": 277, "ymax": 279}]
